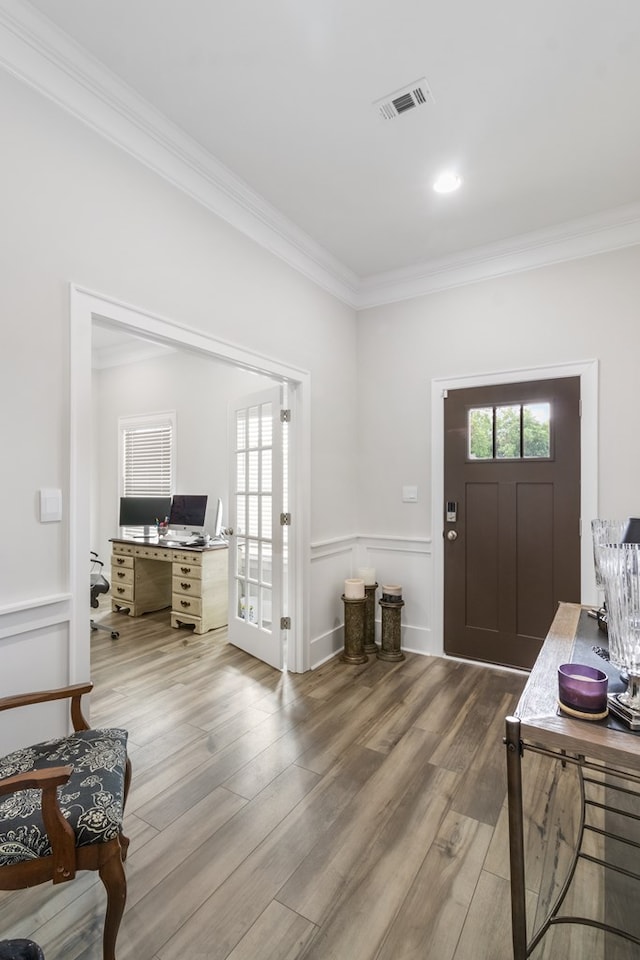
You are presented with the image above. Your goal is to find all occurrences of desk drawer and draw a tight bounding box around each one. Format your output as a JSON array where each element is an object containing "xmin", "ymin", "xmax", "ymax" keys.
[
  {"xmin": 112, "ymin": 582, "xmax": 134, "ymax": 602},
  {"xmin": 112, "ymin": 553, "xmax": 134, "ymax": 569},
  {"xmin": 173, "ymin": 559, "xmax": 203, "ymax": 579},
  {"xmin": 111, "ymin": 565, "xmax": 133, "ymax": 585},
  {"xmin": 172, "ymin": 575, "xmax": 201, "ymax": 597},
  {"xmin": 172, "ymin": 593, "xmax": 202, "ymax": 617},
  {"xmin": 172, "ymin": 551, "xmax": 203, "ymax": 567},
  {"xmin": 113, "ymin": 543, "xmax": 135, "ymax": 558}
]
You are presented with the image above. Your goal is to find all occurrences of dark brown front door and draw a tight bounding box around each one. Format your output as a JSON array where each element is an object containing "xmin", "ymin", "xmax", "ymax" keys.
[{"xmin": 444, "ymin": 377, "xmax": 581, "ymax": 670}]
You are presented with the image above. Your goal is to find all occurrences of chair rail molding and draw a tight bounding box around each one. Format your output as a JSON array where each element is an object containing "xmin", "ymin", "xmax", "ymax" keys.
[{"xmin": 0, "ymin": 594, "xmax": 72, "ymax": 641}]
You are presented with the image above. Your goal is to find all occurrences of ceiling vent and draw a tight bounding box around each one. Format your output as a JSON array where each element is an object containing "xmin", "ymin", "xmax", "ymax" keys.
[{"xmin": 373, "ymin": 77, "xmax": 434, "ymax": 120}]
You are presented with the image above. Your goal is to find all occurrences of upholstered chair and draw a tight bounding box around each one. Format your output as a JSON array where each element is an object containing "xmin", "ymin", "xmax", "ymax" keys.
[{"xmin": 0, "ymin": 684, "xmax": 131, "ymax": 960}]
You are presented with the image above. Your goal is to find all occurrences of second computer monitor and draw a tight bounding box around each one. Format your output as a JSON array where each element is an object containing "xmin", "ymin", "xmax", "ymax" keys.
[{"xmin": 169, "ymin": 494, "xmax": 208, "ymax": 534}]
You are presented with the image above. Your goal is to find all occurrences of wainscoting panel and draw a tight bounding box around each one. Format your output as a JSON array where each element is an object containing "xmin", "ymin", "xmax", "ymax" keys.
[
  {"xmin": 358, "ymin": 536, "xmax": 434, "ymax": 656},
  {"xmin": 309, "ymin": 536, "xmax": 358, "ymax": 666},
  {"xmin": 309, "ymin": 536, "xmax": 435, "ymax": 668},
  {"xmin": 0, "ymin": 595, "xmax": 72, "ymax": 753}
]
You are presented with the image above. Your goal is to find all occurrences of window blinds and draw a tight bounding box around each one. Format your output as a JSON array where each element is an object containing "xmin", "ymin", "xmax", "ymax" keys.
[{"xmin": 122, "ymin": 421, "xmax": 173, "ymax": 497}]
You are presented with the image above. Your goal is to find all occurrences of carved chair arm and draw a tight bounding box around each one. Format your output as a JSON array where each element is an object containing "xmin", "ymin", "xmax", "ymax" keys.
[
  {"xmin": 0, "ymin": 683, "xmax": 93, "ymax": 731},
  {"xmin": 0, "ymin": 765, "xmax": 77, "ymax": 882}
]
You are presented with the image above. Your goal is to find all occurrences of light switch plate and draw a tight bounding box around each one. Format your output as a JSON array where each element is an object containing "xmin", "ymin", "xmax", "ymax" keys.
[
  {"xmin": 40, "ymin": 488, "xmax": 62, "ymax": 522},
  {"xmin": 402, "ymin": 485, "xmax": 418, "ymax": 502}
]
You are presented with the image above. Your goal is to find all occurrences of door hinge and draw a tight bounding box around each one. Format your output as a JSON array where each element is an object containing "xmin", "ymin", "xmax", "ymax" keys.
[
  {"xmin": 280, "ymin": 512, "xmax": 292, "ymax": 526},
  {"xmin": 280, "ymin": 409, "xmax": 291, "ymax": 422},
  {"xmin": 280, "ymin": 616, "xmax": 291, "ymax": 630},
  {"xmin": 442, "ymin": 389, "xmax": 448, "ymax": 399}
]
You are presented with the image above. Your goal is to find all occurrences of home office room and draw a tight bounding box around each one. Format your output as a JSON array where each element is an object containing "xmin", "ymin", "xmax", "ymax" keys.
[
  {"xmin": 89, "ymin": 321, "xmax": 280, "ymax": 641},
  {"xmin": 3, "ymin": 2, "xmax": 640, "ymax": 959}
]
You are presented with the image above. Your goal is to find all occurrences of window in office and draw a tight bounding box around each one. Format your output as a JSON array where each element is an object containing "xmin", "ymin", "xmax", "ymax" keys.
[{"xmin": 119, "ymin": 413, "xmax": 175, "ymax": 497}]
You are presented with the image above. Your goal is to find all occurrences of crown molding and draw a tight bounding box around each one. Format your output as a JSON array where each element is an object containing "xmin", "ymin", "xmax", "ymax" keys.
[
  {"xmin": 2, "ymin": 0, "xmax": 640, "ymax": 312},
  {"xmin": 0, "ymin": 0, "xmax": 360, "ymax": 306},
  {"xmin": 356, "ymin": 201, "xmax": 640, "ymax": 309}
]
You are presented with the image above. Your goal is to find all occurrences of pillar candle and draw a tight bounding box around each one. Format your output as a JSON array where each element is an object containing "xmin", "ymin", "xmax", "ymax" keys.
[
  {"xmin": 382, "ymin": 584, "xmax": 402, "ymax": 597},
  {"xmin": 344, "ymin": 578, "xmax": 365, "ymax": 599},
  {"xmin": 357, "ymin": 567, "xmax": 376, "ymax": 585}
]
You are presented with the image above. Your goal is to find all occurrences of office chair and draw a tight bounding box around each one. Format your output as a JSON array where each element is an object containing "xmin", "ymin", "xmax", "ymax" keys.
[
  {"xmin": 0, "ymin": 683, "xmax": 131, "ymax": 960},
  {"xmin": 91, "ymin": 552, "xmax": 120, "ymax": 640}
]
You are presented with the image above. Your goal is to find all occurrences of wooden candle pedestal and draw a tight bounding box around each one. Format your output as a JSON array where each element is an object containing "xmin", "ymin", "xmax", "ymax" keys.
[
  {"xmin": 363, "ymin": 582, "xmax": 378, "ymax": 654},
  {"xmin": 377, "ymin": 598, "xmax": 405, "ymax": 662},
  {"xmin": 340, "ymin": 595, "xmax": 368, "ymax": 664}
]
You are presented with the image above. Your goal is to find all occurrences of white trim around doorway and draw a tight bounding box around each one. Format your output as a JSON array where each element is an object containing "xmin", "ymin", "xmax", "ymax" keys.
[
  {"xmin": 69, "ymin": 284, "xmax": 311, "ymax": 678},
  {"xmin": 430, "ymin": 359, "xmax": 598, "ymax": 659}
]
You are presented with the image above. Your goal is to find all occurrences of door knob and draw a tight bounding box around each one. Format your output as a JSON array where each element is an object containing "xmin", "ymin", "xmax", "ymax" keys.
[{"xmin": 447, "ymin": 530, "xmax": 458, "ymax": 541}]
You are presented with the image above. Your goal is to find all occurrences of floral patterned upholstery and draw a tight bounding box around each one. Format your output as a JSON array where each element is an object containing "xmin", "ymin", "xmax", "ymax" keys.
[
  {"xmin": 0, "ymin": 728, "xmax": 128, "ymax": 866},
  {"xmin": 0, "ymin": 941, "xmax": 45, "ymax": 960}
]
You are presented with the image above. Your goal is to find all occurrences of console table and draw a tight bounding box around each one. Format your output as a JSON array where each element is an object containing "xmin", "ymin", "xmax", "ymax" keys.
[
  {"xmin": 506, "ymin": 602, "xmax": 640, "ymax": 958},
  {"xmin": 110, "ymin": 538, "xmax": 228, "ymax": 634}
]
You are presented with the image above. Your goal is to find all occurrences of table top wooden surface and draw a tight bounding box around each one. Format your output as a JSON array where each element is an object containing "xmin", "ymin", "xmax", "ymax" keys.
[{"xmin": 514, "ymin": 601, "xmax": 640, "ymax": 770}]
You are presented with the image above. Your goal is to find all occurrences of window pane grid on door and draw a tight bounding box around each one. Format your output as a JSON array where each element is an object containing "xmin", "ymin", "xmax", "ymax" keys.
[
  {"xmin": 248, "ymin": 406, "xmax": 260, "ymax": 448},
  {"xmin": 261, "ymin": 541, "xmax": 273, "ymax": 587},
  {"xmin": 233, "ymin": 399, "xmax": 275, "ymax": 637},
  {"xmin": 262, "ymin": 449, "xmax": 272, "ymax": 493},
  {"xmin": 468, "ymin": 402, "xmax": 552, "ymax": 461},
  {"xmin": 248, "ymin": 450, "xmax": 259, "ymax": 491},
  {"xmin": 236, "ymin": 452, "xmax": 246, "ymax": 492}
]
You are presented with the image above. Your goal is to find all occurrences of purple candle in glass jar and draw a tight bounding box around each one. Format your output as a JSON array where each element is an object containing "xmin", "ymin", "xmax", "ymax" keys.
[{"xmin": 558, "ymin": 663, "xmax": 608, "ymax": 714}]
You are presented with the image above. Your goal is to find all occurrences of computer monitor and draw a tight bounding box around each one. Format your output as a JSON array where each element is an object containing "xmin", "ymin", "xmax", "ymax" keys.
[
  {"xmin": 119, "ymin": 496, "xmax": 171, "ymax": 536},
  {"xmin": 168, "ymin": 494, "xmax": 208, "ymax": 535}
]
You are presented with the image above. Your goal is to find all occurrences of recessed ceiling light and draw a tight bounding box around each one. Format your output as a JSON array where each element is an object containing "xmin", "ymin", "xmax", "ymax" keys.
[{"xmin": 433, "ymin": 171, "xmax": 463, "ymax": 194}]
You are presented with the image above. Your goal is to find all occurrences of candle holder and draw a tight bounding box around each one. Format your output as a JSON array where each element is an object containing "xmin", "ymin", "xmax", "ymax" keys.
[
  {"xmin": 363, "ymin": 582, "xmax": 378, "ymax": 654},
  {"xmin": 558, "ymin": 663, "xmax": 608, "ymax": 720},
  {"xmin": 377, "ymin": 597, "xmax": 405, "ymax": 662},
  {"xmin": 340, "ymin": 595, "xmax": 368, "ymax": 664}
]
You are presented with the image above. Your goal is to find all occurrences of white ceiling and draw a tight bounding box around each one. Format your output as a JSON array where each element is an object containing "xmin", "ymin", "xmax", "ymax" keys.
[{"xmin": 14, "ymin": 1, "xmax": 640, "ymax": 290}]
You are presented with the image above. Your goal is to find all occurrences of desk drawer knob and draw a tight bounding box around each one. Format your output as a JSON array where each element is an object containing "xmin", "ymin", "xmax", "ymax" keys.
[
  {"xmin": 116, "ymin": 558, "xmax": 125, "ymax": 565},
  {"xmin": 180, "ymin": 566, "xmax": 192, "ymax": 574},
  {"xmin": 180, "ymin": 600, "xmax": 191, "ymax": 608},
  {"xmin": 117, "ymin": 571, "xmax": 125, "ymax": 579},
  {"xmin": 117, "ymin": 587, "xmax": 125, "ymax": 594},
  {"xmin": 180, "ymin": 582, "xmax": 191, "ymax": 590}
]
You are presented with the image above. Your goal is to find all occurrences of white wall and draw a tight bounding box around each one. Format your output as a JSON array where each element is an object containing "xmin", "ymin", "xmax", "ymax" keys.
[
  {"xmin": 0, "ymin": 67, "xmax": 358, "ymax": 738},
  {"xmin": 355, "ymin": 245, "xmax": 640, "ymax": 653}
]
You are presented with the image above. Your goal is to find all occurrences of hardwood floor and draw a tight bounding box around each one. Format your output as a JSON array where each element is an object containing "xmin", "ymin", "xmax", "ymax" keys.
[{"xmin": 0, "ymin": 608, "xmax": 606, "ymax": 959}]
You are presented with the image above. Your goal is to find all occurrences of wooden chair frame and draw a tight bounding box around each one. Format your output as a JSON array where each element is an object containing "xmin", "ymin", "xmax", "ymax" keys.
[{"xmin": 0, "ymin": 684, "xmax": 131, "ymax": 960}]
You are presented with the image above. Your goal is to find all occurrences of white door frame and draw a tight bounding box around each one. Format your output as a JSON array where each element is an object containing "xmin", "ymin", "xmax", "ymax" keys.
[
  {"xmin": 431, "ymin": 359, "xmax": 598, "ymax": 660},
  {"xmin": 69, "ymin": 284, "xmax": 311, "ymax": 679}
]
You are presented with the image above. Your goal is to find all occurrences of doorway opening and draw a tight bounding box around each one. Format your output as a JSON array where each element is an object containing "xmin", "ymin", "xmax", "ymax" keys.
[
  {"xmin": 70, "ymin": 285, "xmax": 311, "ymax": 683},
  {"xmin": 431, "ymin": 360, "xmax": 598, "ymax": 664}
]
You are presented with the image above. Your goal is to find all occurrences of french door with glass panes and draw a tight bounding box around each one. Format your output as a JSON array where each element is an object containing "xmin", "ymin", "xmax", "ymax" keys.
[{"xmin": 227, "ymin": 386, "xmax": 288, "ymax": 669}]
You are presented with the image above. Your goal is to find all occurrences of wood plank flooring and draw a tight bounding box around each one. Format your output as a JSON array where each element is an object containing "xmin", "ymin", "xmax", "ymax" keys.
[{"xmin": 0, "ymin": 608, "xmax": 606, "ymax": 959}]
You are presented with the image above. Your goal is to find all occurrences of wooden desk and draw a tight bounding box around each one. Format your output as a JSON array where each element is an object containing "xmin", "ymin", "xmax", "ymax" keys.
[
  {"xmin": 110, "ymin": 538, "xmax": 228, "ymax": 634},
  {"xmin": 506, "ymin": 602, "xmax": 640, "ymax": 958}
]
